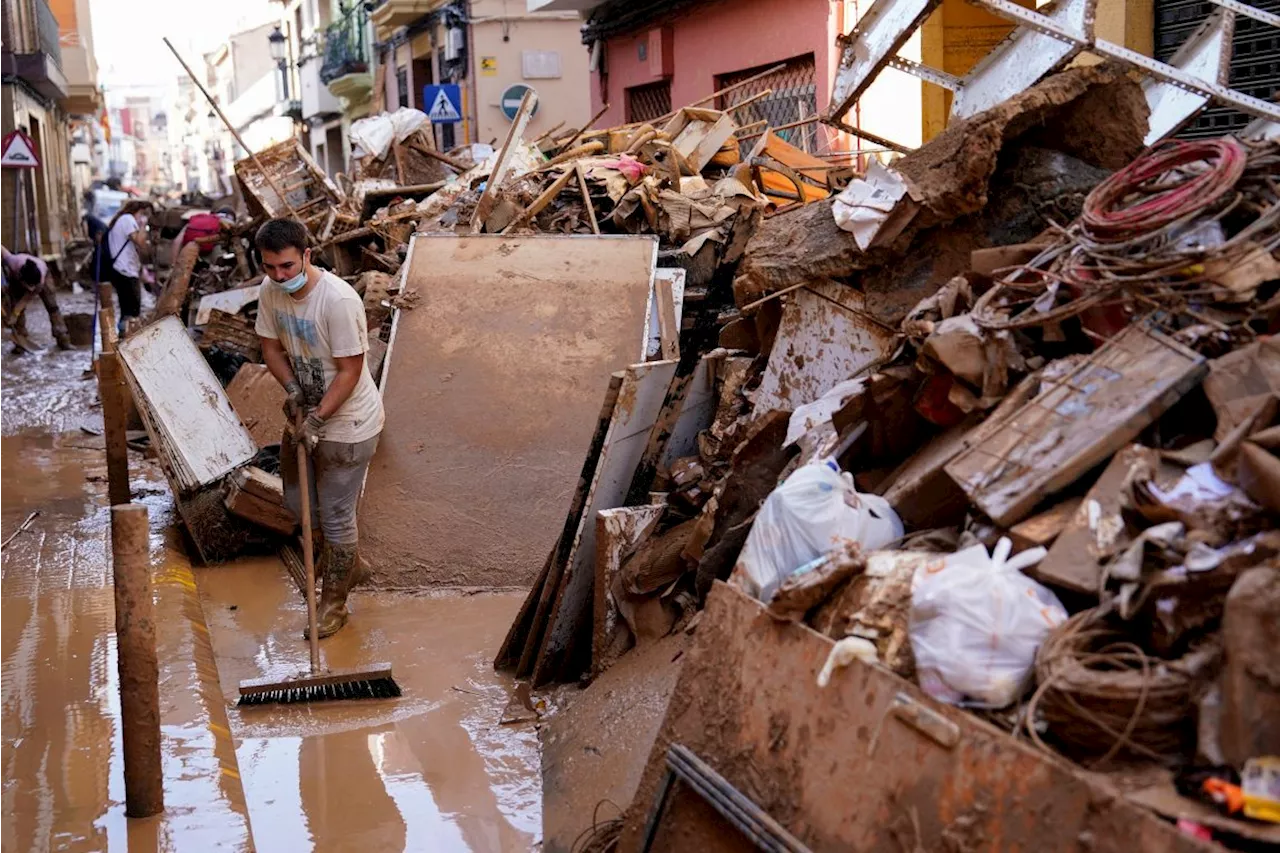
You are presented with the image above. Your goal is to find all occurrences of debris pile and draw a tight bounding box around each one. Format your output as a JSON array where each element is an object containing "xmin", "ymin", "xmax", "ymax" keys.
[{"xmin": 495, "ymin": 64, "xmax": 1280, "ymax": 847}]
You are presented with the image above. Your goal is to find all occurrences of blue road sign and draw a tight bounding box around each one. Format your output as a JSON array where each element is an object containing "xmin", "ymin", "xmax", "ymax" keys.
[
  {"xmin": 423, "ymin": 84, "xmax": 463, "ymax": 124},
  {"xmin": 500, "ymin": 84, "xmax": 538, "ymax": 121}
]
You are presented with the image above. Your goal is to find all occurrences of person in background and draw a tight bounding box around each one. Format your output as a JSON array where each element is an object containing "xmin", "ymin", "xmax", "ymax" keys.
[
  {"xmin": 103, "ymin": 200, "xmax": 152, "ymax": 331},
  {"xmin": 175, "ymin": 207, "xmax": 236, "ymax": 255},
  {"xmin": 254, "ymin": 217, "xmax": 385, "ymax": 639},
  {"xmin": 1, "ymin": 245, "xmax": 70, "ymax": 352},
  {"xmin": 82, "ymin": 190, "xmax": 108, "ymax": 245}
]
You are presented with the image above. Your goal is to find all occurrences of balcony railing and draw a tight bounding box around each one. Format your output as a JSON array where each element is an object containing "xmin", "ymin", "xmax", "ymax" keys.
[
  {"xmin": 35, "ymin": 0, "xmax": 61, "ymax": 67},
  {"xmin": 319, "ymin": 4, "xmax": 369, "ymax": 85}
]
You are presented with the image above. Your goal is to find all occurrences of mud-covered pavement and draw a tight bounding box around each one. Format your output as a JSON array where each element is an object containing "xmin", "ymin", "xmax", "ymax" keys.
[{"xmin": 2, "ymin": 299, "xmax": 542, "ymax": 851}]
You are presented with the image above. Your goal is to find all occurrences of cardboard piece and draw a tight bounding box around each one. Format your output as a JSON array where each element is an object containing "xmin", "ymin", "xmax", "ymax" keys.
[
  {"xmin": 225, "ymin": 363, "xmax": 287, "ymax": 449},
  {"xmin": 946, "ymin": 323, "xmax": 1207, "ymax": 527},
  {"xmin": 661, "ymin": 108, "xmax": 737, "ymax": 173},
  {"xmin": 1203, "ymin": 336, "xmax": 1280, "ymax": 442},
  {"xmin": 594, "ymin": 504, "xmax": 667, "ymax": 677},
  {"xmin": 362, "ymin": 235, "xmax": 657, "ymax": 591}
]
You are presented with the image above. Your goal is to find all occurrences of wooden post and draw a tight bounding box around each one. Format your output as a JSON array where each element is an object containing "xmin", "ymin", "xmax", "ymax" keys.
[
  {"xmin": 111, "ymin": 504, "xmax": 163, "ymax": 817},
  {"xmin": 98, "ymin": 305, "xmax": 131, "ymax": 506}
]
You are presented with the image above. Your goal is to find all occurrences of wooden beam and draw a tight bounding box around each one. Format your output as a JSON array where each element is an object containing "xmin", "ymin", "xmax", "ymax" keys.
[{"xmin": 472, "ymin": 89, "xmax": 538, "ymax": 232}]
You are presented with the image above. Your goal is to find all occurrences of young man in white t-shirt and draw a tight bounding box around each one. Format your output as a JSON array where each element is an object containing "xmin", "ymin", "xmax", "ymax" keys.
[{"xmin": 254, "ymin": 218, "xmax": 386, "ymax": 638}]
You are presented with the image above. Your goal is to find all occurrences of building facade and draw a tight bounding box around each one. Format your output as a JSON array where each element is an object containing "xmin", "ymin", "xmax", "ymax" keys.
[
  {"xmin": 372, "ymin": 0, "xmax": 591, "ymax": 151},
  {"xmin": 532, "ymin": 0, "xmax": 1163, "ymax": 158},
  {"xmin": 2, "ymin": 0, "xmax": 99, "ymax": 255}
]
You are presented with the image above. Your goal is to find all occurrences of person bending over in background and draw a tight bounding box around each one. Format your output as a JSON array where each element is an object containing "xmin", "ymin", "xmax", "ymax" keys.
[
  {"xmin": 254, "ymin": 217, "xmax": 385, "ymax": 639},
  {"xmin": 1, "ymin": 245, "xmax": 70, "ymax": 353}
]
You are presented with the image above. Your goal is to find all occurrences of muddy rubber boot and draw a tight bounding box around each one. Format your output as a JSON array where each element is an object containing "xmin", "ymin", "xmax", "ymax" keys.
[
  {"xmin": 50, "ymin": 312, "xmax": 71, "ymax": 350},
  {"xmin": 312, "ymin": 543, "xmax": 360, "ymax": 639}
]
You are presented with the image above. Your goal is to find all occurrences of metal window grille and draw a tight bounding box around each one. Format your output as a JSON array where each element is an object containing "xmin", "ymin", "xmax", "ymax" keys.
[
  {"xmin": 627, "ymin": 80, "xmax": 673, "ymax": 123},
  {"xmin": 1155, "ymin": 0, "xmax": 1280, "ymax": 138},
  {"xmin": 320, "ymin": 4, "xmax": 370, "ymax": 85},
  {"xmin": 716, "ymin": 54, "xmax": 818, "ymax": 152}
]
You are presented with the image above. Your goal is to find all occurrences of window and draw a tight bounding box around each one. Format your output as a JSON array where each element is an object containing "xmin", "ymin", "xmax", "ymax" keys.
[
  {"xmin": 626, "ymin": 80, "xmax": 671, "ymax": 124},
  {"xmin": 716, "ymin": 54, "xmax": 818, "ymax": 152},
  {"xmin": 396, "ymin": 65, "xmax": 409, "ymax": 108}
]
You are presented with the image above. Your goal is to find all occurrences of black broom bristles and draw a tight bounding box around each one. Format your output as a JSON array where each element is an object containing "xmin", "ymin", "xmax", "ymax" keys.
[{"xmin": 237, "ymin": 664, "xmax": 400, "ymax": 707}]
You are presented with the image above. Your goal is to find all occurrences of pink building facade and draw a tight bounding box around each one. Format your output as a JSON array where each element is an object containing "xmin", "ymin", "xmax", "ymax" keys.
[{"xmin": 577, "ymin": 0, "xmax": 924, "ymax": 155}]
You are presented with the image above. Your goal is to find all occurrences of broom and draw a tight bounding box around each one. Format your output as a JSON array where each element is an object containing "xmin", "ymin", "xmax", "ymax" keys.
[{"xmin": 238, "ymin": 411, "xmax": 400, "ymax": 706}]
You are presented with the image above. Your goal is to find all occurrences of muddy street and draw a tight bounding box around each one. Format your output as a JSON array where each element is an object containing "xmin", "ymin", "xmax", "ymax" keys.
[{"xmin": 1, "ymin": 304, "xmax": 541, "ymax": 851}]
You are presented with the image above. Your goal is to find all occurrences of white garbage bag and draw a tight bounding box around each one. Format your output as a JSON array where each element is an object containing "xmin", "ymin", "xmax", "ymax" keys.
[
  {"xmin": 735, "ymin": 460, "xmax": 903, "ymax": 602},
  {"xmin": 909, "ymin": 537, "xmax": 1067, "ymax": 708},
  {"xmin": 350, "ymin": 108, "xmax": 429, "ymax": 160}
]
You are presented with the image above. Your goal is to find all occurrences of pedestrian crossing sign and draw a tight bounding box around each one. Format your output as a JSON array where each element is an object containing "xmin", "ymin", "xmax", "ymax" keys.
[{"xmin": 423, "ymin": 84, "xmax": 463, "ymax": 124}]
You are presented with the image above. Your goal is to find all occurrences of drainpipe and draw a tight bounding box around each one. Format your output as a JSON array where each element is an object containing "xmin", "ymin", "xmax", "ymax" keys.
[{"xmin": 463, "ymin": 0, "xmax": 476, "ymax": 145}]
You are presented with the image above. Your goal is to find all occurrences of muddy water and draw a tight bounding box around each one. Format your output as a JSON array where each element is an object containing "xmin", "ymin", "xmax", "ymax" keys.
[
  {"xmin": 1, "ymin": 433, "xmax": 252, "ymax": 852},
  {"xmin": 199, "ymin": 562, "xmax": 541, "ymax": 851},
  {"xmin": 1, "ymin": 290, "xmax": 102, "ymax": 437}
]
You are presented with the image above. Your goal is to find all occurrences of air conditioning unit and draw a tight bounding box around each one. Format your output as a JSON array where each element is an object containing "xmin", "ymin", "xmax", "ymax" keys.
[{"xmin": 444, "ymin": 26, "xmax": 465, "ymax": 61}]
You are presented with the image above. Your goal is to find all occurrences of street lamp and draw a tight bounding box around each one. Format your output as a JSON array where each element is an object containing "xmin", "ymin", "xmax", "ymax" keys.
[
  {"xmin": 268, "ymin": 26, "xmax": 291, "ymax": 101},
  {"xmin": 268, "ymin": 26, "xmax": 287, "ymax": 62}
]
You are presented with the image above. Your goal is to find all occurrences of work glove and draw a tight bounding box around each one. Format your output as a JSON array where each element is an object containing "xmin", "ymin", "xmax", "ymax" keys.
[
  {"xmin": 283, "ymin": 380, "xmax": 305, "ymax": 423},
  {"xmin": 297, "ymin": 410, "xmax": 327, "ymax": 452}
]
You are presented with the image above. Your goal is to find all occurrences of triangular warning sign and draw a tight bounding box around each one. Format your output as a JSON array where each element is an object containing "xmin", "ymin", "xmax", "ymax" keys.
[
  {"xmin": 428, "ymin": 89, "xmax": 461, "ymax": 122},
  {"xmin": 1, "ymin": 131, "xmax": 39, "ymax": 168}
]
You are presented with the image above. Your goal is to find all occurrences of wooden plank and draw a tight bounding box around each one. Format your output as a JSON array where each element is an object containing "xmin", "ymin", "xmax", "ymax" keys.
[
  {"xmin": 575, "ymin": 162, "xmax": 600, "ymax": 235},
  {"xmin": 495, "ymin": 547, "xmax": 554, "ymax": 671},
  {"xmin": 654, "ymin": 270, "xmax": 681, "ymax": 360},
  {"xmin": 659, "ymin": 357, "xmax": 714, "ymax": 467},
  {"xmin": 644, "ymin": 268, "xmax": 686, "ymax": 361},
  {"xmin": 471, "ymin": 89, "xmax": 538, "ymax": 232},
  {"xmin": 500, "ymin": 168, "xmax": 576, "ymax": 234},
  {"xmin": 1030, "ymin": 446, "xmax": 1160, "ymax": 595},
  {"xmin": 945, "ymin": 323, "xmax": 1207, "ymax": 527},
  {"xmin": 593, "ymin": 505, "xmax": 666, "ymax": 677},
  {"xmin": 116, "ymin": 317, "xmax": 258, "ymax": 493},
  {"xmin": 1009, "ymin": 496, "xmax": 1083, "ymax": 553},
  {"xmin": 533, "ymin": 360, "xmax": 680, "ymax": 685},
  {"xmin": 362, "ymin": 235, "xmax": 657, "ymax": 592},
  {"xmin": 517, "ymin": 375, "xmax": 624, "ymax": 677},
  {"xmin": 224, "ymin": 478, "xmax": 295, "ymax": 535}
]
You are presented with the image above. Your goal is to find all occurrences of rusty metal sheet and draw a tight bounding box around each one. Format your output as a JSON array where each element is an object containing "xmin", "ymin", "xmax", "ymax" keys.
[
  {"xmin": 618, "ymin": 582, "xmax": 1212, "ymax": 853},
  {"xmin": 362, "ymin": 234, "xmax": 657, "ymax": 590},
  {"xmin": 753, "ymin": 282, "xmax": 897, "ymax": 417},
  {"xmin": 945, "ymin": 323, "xmax": 1207, "ymax": 528}
]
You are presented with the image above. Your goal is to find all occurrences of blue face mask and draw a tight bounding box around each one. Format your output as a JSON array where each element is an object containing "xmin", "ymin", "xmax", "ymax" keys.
[{"xmin": 277, "ymin": 269, "xmax": 307, "ymax": 294}]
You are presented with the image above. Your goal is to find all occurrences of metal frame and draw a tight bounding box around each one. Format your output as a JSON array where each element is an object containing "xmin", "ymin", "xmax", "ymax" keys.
[
  {"xmin": 641, "ymin": 744, "xmax": 813, "ymax": 853},
  {"xmin": 823, "ymin": 0, "xmax": 1280, "ymax": 147}
]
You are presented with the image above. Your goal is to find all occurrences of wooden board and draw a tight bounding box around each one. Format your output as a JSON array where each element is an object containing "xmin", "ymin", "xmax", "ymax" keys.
[
  {"xmin": 945, "ymin": 323, "xmax": 1207, "ymax": 527},
  {"xmin": 594, "ymin": 505, "xmax": 667, "ymax": 677},
  {"xmin": 117, "ymin": 316, "xmax": 258, "ymax": 493},
  {"xmin": 534, "ymin": 360, "xmax": 680, "ymax": 685},
  {"xmin": 362, "ymin": 234, "xmax": 657, "ymax": 591},
  {"xmin": 659, "ymin": 357, "xmax": 714, "ymax": 468},
  {"xmin": 645, "ymin": 268, "xmax": 686, "ymax": 361}
]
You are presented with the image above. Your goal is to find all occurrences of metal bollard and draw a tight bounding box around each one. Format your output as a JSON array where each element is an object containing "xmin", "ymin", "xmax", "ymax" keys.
[{"xmin": 110, "ymin": 504, "xmax": 164, "ymax": 817}]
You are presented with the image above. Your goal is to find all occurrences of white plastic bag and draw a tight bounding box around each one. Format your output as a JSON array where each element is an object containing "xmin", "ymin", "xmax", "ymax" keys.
[
  {"xmin": 735, "ymin": 460, "xmax": 903, "ymax": 602},
  {"xmin": 909, "ymin": 537, "xmax": 1066, "ymax": 708}
]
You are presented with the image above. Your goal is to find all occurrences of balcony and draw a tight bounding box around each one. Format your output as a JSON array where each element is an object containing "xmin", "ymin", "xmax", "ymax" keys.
[
  {"xmin": 300, "ymin": 54, "xmax": 343, "ymax": 122},
  {"xmin": 321, "ymin": 5, "xmax": 372, "ymax": 108},
  {"xmin": 370, "ymin": 0, "xmax": 448, "ymax": 41},
  {"xmin": 0, "ymin": 0, "xmax": 68, "ymax": 101}
]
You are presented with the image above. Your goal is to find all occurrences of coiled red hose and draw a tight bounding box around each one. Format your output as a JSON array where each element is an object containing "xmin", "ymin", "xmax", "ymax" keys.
[{"xmin": 1081, "ymin": 138, "xmax": 1248, "ymax": 242}]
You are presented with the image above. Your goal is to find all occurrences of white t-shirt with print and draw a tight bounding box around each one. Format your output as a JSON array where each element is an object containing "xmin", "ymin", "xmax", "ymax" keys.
[
  {"xmin": 107, "ymin": 213, "xmax": 142, "ymax": 277},
  {"xmin": 255, "ymin": 270, "xmax": 385, "ymax": 444}
]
